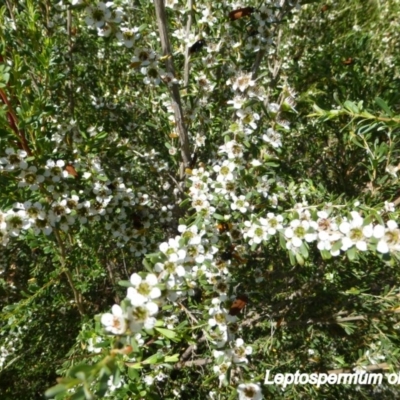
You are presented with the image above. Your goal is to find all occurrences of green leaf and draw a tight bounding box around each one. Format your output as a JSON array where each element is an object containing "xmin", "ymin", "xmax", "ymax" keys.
[
  {"xmin": 288, "ymin": 250, "xmax": 296, "ymax": 266},
  {"xmin": 347, "ymin": 246, "xmax": 358, "ymax": 261},
  {"xmin": 126, "ymin": 362, "xmax": 142, "ymax": 369},
  {"xmin": 375, "ymin": 97, "xmax": 393, "ymax": 116},
  {"xmin": 295, "ymin": 252, "xmax": 305, "ymax": 266},
  {"xmin": 343, "ymin": 100, "xmax": 359, "ymax": 114},
  {"xmin": 279, "ymin": 232, "xmax": 287, "ymax": 251},
  {"xmin": 68, "ymin": 364, "xmax": 94, "ymax": 379},
  {"xmin": 128, "ymin": 367, "xmax": 140, "ymax": 380},
  {"xmin": 118, "ymin": 280, "xmax": 131, "ymax": 287},
  {"xmin": 299, "ymin": 242, "xmax": 309, "ymax": 259},
  {"xmin": 164, "ymin": 354, "xmax": 180, "ymax": 363},
  {"xmin": 143, "ymin": 353, "xmax": 162, "ymax": 365},
  {"xmin": 357, "ymin": 121, "xmax": 379, "ymax": 135},
  {"xmin": 320, "ymin": 249, "xmax": 332, "ymax": 260},
  {"xmin": 45, "ymin": 384, "xmax": 68, "ymax": 398},
  {"xmin": 331, "ymin": 240, "xmax": 342, "ymax": 253},
  {"xmin": 70, "ymin": 387, "xmax": 88, "ymax": 400},
  {"xmin": 339, "ymin": 322, "xmax": 356, "ymax": 335},
  {"xmin": 155, "ymin": 327, "xmax": 178, "ymax": 340}
]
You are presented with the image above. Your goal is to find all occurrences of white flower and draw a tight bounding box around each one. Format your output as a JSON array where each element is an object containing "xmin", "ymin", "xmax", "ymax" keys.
[
  {"xmin": 209, "ymin": 327, "xmax": 229, "ymax": 348},
  {"xmin": 44, "ymin": 159, "xmax": 68, "ymax": 182},
  {"xmin": 0, "ymin": 148, "xmax": 28, "ymax": 170},
  {"xmin": 231, "ymin": 195, "xmax": 250, "ymax": 214},
  {"xmin": 107, "ymin": 7, "xmax": 122, "ymax": 23},
  {"xmin": 232, "ymin": 338, "xmax": 252, "ymax": 364},
  {"xmin": 195, "ymin": 133, "xmax": 206, "ymax": 147},
  {"xmin": 191, "ymin": 193, "xmax": 211, "ymax": 212},
  {"xmin": 18, "ymin": 166, "xmax": 44, "ymax": 190},
  {"xmin": 213, "ymin": 359, "xmax": 232, "ymax": 383},
  {"xmin": 214, "ymin": 160, "xmax": 236, "ymax": 182},
  {"xmin": 141, "ymin": 62, "xmax": 162, "ymax": 86},
  {"xmin": 236, "ymin": 107, "xmax": 260, "ymax": 130},
  {"xmin": 165, "ymin": 0, "xmax": 179, "ymax": 8},
  {"xmin": 195, "ymin": 73, "xmax": 214, "ymax": 92},
  {"xmin": 199, "ymin": 7, "xmax": 217, "ymax": 26},
  {"xmin": 5, "ymin": 209, "xmax": 30, "ymax": 237},
  {"xmin": 87, "ymin": 337, "xmax": 103, "ymax": 353},
  {"xmin": 127, "ymin": 273, "xmax": 161, "ymax": 307},
  {"xmin": 85, "ymin": 2, "xmax": 111, "ymax": 28},
  {"xmin": 128, "ymin": 302, "xmax": 159, "ymax": 332},
  {"xmin": 101, "ymin": 304, "xmax": 127, "ymax": 335},
  {"xmin": 285, "ymin": 219, "xmax": 316, "ymax": 248},
  {"xmin": 243, "ymin": 220, "xmax": 267, "ymax": 245},
  {"xmin": 144, "ymin": 375, "xmax": 154, "ymax": 386},
  {"xmin": 208, "ymin": 306, "xmax": 230, "ymax": 330},
  {"xmin": 374, "ymin": 220, "xmax": 400, "ymax": 253},
  {"xmin": 237, "ymin": 383, "xmax": 262, "ymax": 400},
  {"xmin": 179, "ymin": 224, "xmax": 204, "ymax": 245},
  {"xmin": 97, "ymin": 24, "xmax": 112, "ymax": 37},
  {"xmin": 32, "ymin": 215, "xmax": 53, "ymax": 235},
  {"xmin": 218, "ymin": 140, "xmax": 244, "ymax": 159},
  {"xmin": 154, "ymin": 260, "xmax": 186, "ymax": 278},
  {"xmin": 268, "ymin": 102, "xmax": 280, "ymax": 114},
  {"xmin": 259, "ymin": 213, "xmax": 283, "ymax": 235},
  {"xmin": 168, "ymin": 146, "xmax": 177, "ymax": 155},
  {"xmin": 383, "ymin": 201, "xmax": 395, "ymax": 212},
  {"xmin": 230, "ymin": 73, "xmax": 255, "ymax": 92},
  {"xmin": 339, "ymin": 212, "xmax": 372, "ymax": 251},
  {"xmin": 161, "ymin": 72, "xmax": 178, "ymax": 87},
  {"xmin": 131, "ymin": 48, "xmax": 158, "ymax": 68},
  {"xmin": 159, "ymin": 237, "xmax": 187, "ymax": 262},
  {"xmin": 262, "ymin": 128, "xmax": 282, "ymax": 148},
  {"xmin": 227, "ymin": 95, "xmax": 246, "ymax": 109}
]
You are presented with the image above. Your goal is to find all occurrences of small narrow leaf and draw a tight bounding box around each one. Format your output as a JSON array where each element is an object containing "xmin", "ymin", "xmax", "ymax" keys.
[
  {"xmin": 164, "ymin": 354, "xmax": 180, "ymax": 363},
  {"xmin": 155, "ymin": 327, "xmax": 178, "ymax": 340},
  {"xmin": 375, "ymin": 97, "xmax": 393, "ymax": 116}
]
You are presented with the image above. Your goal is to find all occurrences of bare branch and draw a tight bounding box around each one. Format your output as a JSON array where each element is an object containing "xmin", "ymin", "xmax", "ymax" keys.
[
  {"xmin": 183, "ymin": 0, "xmax": 194, "ymax": 88},
  {"xmin": 153, "ymin": 0, "xmax": 191, "ymax": 177},
  {"xmin": 251, "ymin": 6, "xmax": 293, "ymax": 80},
  {"xmin": 179, "ymin": 358, "xmax": 212, "ymax": 367},
  {"xmin": 67, "ymin": 9, "xmax": 75, "ymax": 118},
  {"xmin": 328, "ymin": 363, "xmax": 389, "ymax": 374}
]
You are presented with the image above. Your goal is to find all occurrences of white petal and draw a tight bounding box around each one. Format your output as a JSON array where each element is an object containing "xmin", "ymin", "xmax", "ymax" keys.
[
  {"xmin": 130, "ymin": 273, "xmax": 142, "ymax": 286},
  {"xmin": 373, "ymin": 224, "xmax": 385, "ymax": 238},
  {"xmin": 111, "ymin": 304, "xmax": 123, "ymax": 317},
  {"xmin": 146, "ymin": 274, "xmax": 158, "ymax": 286}
]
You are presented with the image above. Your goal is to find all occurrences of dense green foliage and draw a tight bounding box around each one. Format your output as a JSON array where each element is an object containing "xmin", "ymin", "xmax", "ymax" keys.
[{"xmin": 1, "ymin": 0, "xmax": 400, "ymax": 399}]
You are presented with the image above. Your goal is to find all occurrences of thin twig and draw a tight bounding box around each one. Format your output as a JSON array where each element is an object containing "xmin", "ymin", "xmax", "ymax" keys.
[
  {"xmin": 328, "ymin": 363, "xmax": 389, "ymax": 374},
  {"xmin": 172, "ymin": 334, "xmax": 207, "ymax": 371},
  {"xmin": 4, "ymin": 0, "xmax": 16, "ymax": 26},
  {"xmin": 153, "ymin": 0, "xmax": 191, "ymax": 178},
  {"xmin": 178, "ymin": 302, "xmax": 199, "ymax": 324},
  {"xmin": 251, "ymin": 6, "xmax": 294, "ymax": 80},
  {"xmin": 166, "ymin": 171, "xmax": 186, "ymax": 195},
  {"xmin": 183, "ymin": 0, "xmax": 194, "ymax": 88},
  {"xmin": 67, "ymin": 9, "xmax": 75, "ymax": 118},
  {"xmin": 178, "ymin": 358, "xmax": 212, "ymax": 367},
  {"xmin": 105, "ymin": 259, "xmax": 121, "ymax": 303},
  {"xmin": 54, "ymin": 228, "xmax": 85, "ymax": 315}
]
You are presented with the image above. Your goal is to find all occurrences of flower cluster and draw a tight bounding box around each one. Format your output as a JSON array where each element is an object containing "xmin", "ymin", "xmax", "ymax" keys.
[{"xmin": 101, "ymin": 273, "xmax": 161, "ymax": 334}]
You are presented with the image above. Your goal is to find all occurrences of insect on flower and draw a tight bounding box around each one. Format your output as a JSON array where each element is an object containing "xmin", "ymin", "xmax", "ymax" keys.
[
  {"xmin": 217, "ymin": 221, "xmax": 232, "ymax": 234},
  {"xmin": 65, "ymin": 164, "xmax": 78, "ymax": 178},
  {"xmin": 229, "ymin": 7, "xmax": 255, "ymax": 21},
  {"xmin": 343, "ymin": 57, "xmax": 354, "ymax": 65},
  {"xmin": 229, "ymin": 294, "xmax": 249, "ymax": 316},
  {"xmin": 189, "ymin": 40, "xmax": 206, "ymax": 55}
]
